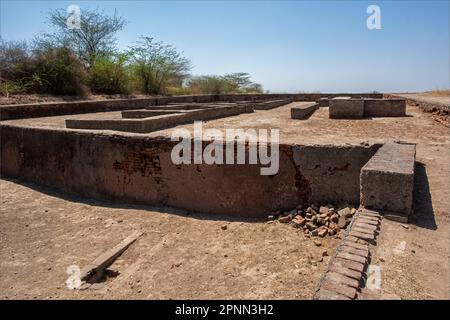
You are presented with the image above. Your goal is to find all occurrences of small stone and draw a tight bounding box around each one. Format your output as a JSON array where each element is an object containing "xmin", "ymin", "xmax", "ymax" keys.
[
  {"xmin": 306, "ymin": 207, "xmax": 312, "ymax": 213},
  {"xmin": 318, "ymin": 228, "xmax": 328, "ymax": 237},
  {"xmin": 267, "ymin": 215, "xmax": 275, "ymax": 221},
  {"xmin": 330, "ymin": 214, "xmax": 339, "ymax": 223},
  {"xmin": 221, "ymin": 225, "xmax": 227, "ymax": 230},
  {"xmin": 313, "ymin": 240, "xmax": 322, "ymax": 246},
  {"xmin": 322, "ymin": 249, "xmax": 328, "ymax": 257},
  {"xmin": 338, "ymin": 207, "xmax": 351, "ymax": 218},
  {"xmin": 401, "ymin": 224, "xmax": 409, "ymax": 229},
  {"xmin": 306, "ymin": 222, "xmax": 318, "ymax": 231},
  {"xmin": 311, "ymin": 229, "xmax": 319, "ymax": 236},
  {"xmin": 279, "ymin": 215, "xmax": 292, "ymax": 223},
  {"xmin": 292, "ymin": 216, "xmax": 306, "ymax": 227},
  {"xmin": 319, "ymin": 206, "xmax": 328, "ymax": 214},
  {"xmin": 350, "ymin": 208, "xmax": 357, "ymax": 215},
  {"xmin": 266, "ymin": 220, "xmax": 273, "ymax": 224},
  {"xmin": 337, "ymin": 216, "xmax": 348, "ymax": 229}
]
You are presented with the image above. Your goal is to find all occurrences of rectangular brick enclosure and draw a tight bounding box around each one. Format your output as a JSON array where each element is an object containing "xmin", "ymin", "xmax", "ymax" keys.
[
  {"xmin": 360, "ymin": 141, "xmax": 416, "ymax": 221},
  {"xmin": 329, "ymin": 97, "xmax": 406, "ymax": 119}
]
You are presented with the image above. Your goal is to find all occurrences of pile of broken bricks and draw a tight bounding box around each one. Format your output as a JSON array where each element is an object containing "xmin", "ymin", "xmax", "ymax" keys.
[
  {"xmin": 313, "ymin": 208, "xmax": 382, "ymax": 300},
  {"xmin": 268, "ymin": 204, "xmax": 356, "ymax": 238}
]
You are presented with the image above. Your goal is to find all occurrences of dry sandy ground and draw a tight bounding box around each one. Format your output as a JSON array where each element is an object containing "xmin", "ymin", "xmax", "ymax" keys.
[
  {"xmin": 1, "ymin": 102, "xmax": 449, "ymax": 299},
  {"xmin": 0, "ymin": 179, "xmax": 337, "ymax": 300}
]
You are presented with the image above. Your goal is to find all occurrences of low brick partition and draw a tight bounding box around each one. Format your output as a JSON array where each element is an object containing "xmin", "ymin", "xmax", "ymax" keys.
[
  {"xmin": 66, "ymin": 104, "xmax": 253, "ymax": 133},
  {"xmin": 290, "ymin": 103, "xmax": 319, "ymax": 120},
  {"xmin": 360, "ymin": 141, "xmax": 416, "ymax": 222},
  {"xmin": 329, "ymin": 97, "xmax": 364, "ymax": 119},
  {"xmin": 364, "ymin": 99, "xmax": 406, "ymax": 117},
  {"xmin": 316, "ymin": 98, "xmax": 330, "ymax": 107},
  {"xmin": 121, "ymin": 110, "xmax": 187, "ymax": 118},
  {"xmin": 313, "ymin": 208, "xmax": 382, "ymax": 300},
  {"xmin": 0, "ymin": 93, "xmax": 383, "ymax": 121},
  {"xmin": 253, "ymin": 98, "xmax": 293, "ymax": 110}
]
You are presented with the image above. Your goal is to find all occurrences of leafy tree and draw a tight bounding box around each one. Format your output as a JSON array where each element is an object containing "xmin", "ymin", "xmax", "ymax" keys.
[
  {"xmin": 46, "ymin": 8, "xmax": 126, "ymax": 66},
  {"xmin": 129, "ymin": 37, "xmax": 191, "ymax": 95}
]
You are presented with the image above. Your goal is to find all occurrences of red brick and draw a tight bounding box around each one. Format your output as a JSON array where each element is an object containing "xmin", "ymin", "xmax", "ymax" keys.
[
  {"xmin": 352, "ymin": 226, "xmax": 376, "ymax": 235},
  {"xmin": 324, "ymin": 271, "xmax": 360, "ymax": 288},
  {"xmin": 337, "ymin": 251, "xmax": 367, "ymax": 264},
  {"xmin": 354, "ymin": 222, "xmax": 378, "ymax": 231},
  {"xmin": 329, "ymin": 265, "xmax": 363, "ymax": 280},
  {"xmin": 341, "ymin": 240, "xmax": 369, "ymax": 251},
  {"xmin": 349, "ymin": 230, "xmax": 376, "ymax": 242},
  {"xmin": 340, "ymin": 245, "xmax": 369, "ymax": 257},
  {"xmin": 333, "ymin": 258, "xmax": 365, "ymax": 273},
  {"xmin": 321, "ymin": 280, "xmax": 358, "ymax": 299},
  {"xmin": 314, "ymin": 288, "xmax": 350, "ymax": 300},
  {"xmin": 355, "ymin": 217, "xmax": 380, "ymax": 226}
]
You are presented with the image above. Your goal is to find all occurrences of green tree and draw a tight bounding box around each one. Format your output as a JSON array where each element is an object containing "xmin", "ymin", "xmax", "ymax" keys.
[
  {"xmin": 46, "ymin": 8, "xmax": 126, "ymax": 66},
  {"xmin": 130, "ymin": 37, "xmax": 191, "ymax": 95}
]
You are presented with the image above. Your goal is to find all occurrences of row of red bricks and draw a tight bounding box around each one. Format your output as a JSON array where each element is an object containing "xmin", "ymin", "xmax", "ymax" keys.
[{"xmin": 313, "ymin": 208, "xmax": 382, "ymax": 300}]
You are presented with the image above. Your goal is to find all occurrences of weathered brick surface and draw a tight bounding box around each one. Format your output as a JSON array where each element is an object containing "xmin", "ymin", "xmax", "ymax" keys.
[
  {"xmin": 329, "ymin": 265, "xmax": 363, "ymax": 280},
  {"xmin": 290, "ymin": 103, "xmax": 319, "ymax": 119},
  {"xmin": 349, "ymin": 230, "xmax": 376, "ymax": 243},
  {"xmin": 341, "ymin": 240, "xmax": 369, "ymax": 251},
  {"xmin": 352, "ymin": 226, "xmax": 377, "ymax": 235},
  {"xmin": 354, "ymin": 218, "xmax": 380, "ymax": 226},
  {"xmin": 363, "ymin": 99, "xmax": 406, "ymax": 117},
  {"xmin": 314, "ymin": 288, "xmax": 350, "ymax": 300},
  {"xmin": 324, "ymin": 271, "xmax": 360, "ymax": 288},
  {"xmin": 340, "ymin": 245, "xmax": 369, "ymax": 257},
  {"xmin": 333, "ymin": 258, "xmax": 365, "ymax": 273},
  {"xmin": 360, "ymin": 141, "xmax": 415, "ymax": 220},
  {"xmin": 329, "ymin": 97, "xmax": 364, "ymax": 119},
  {"xmin": 320, "ymin": 280, "xmax": 358, "ymax": 299},
  {"xmin": 354, "ymin": 222, "xmax": 378, "ymax": 231},
  {"xmin": 336, "ymin": 251, "xmax": 367, "ymax": 265}
]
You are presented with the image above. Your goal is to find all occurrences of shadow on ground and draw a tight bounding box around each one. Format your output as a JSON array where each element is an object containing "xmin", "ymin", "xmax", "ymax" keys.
[
  {"xmin": 411, "ymin": 161, "xmax": 437, "ymax": 230},
  {"xmin": 0, "ymin": 176, "xmax": 264, "ymax": 223}
]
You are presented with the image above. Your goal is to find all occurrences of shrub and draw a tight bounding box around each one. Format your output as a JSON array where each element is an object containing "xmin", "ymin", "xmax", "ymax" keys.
[
  {"xmin": 32, "ymin": 46, "xmax": 88, "ymax": 95},
  {"xmin": 89, "ymin": 54, "xmax": 131, "ymax": 94}
]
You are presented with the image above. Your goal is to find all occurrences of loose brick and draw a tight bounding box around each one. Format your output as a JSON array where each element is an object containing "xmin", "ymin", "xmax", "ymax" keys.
[
  {"xmin": 329, "ymin": 265, "xmax": 363, "ymax": 280},
  {"xmin": 314, "ymin": 288, "xmax": 350, "ymax": 300},
  {"xmin": 321, "ymin": 279, "xmax": 358, "ymax": 299},
  {"xmin": 337, "ymin": 251, "xmax": 367, "ymax": 265},
  {"xmin": 340, "ymin": 245, "xmax": 369, "ymax": 258},
  {"xmin": 333, "ymin": 258, "xmax": 365, "ymax": 273}
]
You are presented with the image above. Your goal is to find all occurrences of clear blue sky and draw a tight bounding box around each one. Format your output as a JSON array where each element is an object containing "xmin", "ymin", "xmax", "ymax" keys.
[{"xmin": 1, "ymin": 0, "xmax": 449, "ymax": 93}]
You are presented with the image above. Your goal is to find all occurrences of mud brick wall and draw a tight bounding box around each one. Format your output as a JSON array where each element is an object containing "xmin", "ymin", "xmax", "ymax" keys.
[
  {"xmin": 329, "ymin": 98, "xmax": 364, "ymax": 119},
  {"xmin": 0, "ymin": 93, "xmax": 383, "ymax": 121},
  {"xmin": 364, "ymin": 99, "xmax": 406, "ymax": 117},
  {"xmin": 290, "ymin": 103, "xmax": 319, "ymax": 119},
  {"xmin": 1, "ymin": 125, "xmax": 379, "ymax": 216},
  {"xmin": 360, "ymin": 141, "xmax": 416, "ymax": 220}
]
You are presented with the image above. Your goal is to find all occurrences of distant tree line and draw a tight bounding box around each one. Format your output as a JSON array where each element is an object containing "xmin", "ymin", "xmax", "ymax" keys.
[{"xmin": 0, "ymin": 8, "xmax": 263, "ymax": 97}]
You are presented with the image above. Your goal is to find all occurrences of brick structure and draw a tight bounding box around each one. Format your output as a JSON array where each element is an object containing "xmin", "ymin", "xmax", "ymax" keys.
[
  {"xmin": 360, "ymin": 141, "xmax": 416, "ymax": 221},
  {"xmin": 290, "ymin": 103, "xmax": 319, "ymax": 119},
  {"xmin": 329, "ymin": 97, "xmax": 364, "ymax": 119},
  {"xmin": 313, "ymin": 208, "xmax": 382, "ymax": 300}
]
